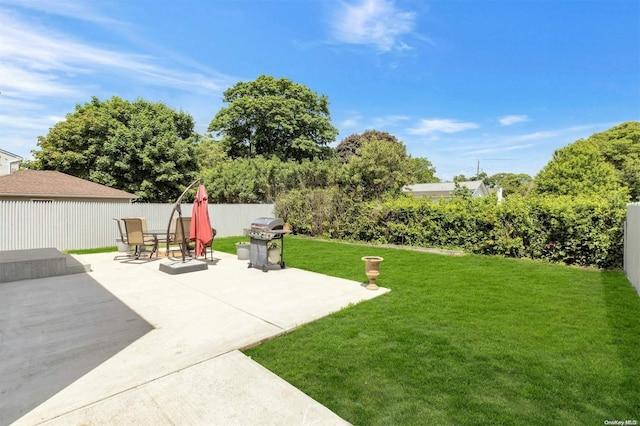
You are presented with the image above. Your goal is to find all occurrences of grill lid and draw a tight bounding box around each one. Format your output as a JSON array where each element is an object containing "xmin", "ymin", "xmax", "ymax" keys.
[{"xmin": 251, "ymin": 217, "xmax": 284, "ymax": 230}]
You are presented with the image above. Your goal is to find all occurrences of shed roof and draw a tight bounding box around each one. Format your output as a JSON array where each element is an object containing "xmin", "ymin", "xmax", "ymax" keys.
[{"xmin": 0, "ymin": 170, "xmax": 137, "ymax": 200}]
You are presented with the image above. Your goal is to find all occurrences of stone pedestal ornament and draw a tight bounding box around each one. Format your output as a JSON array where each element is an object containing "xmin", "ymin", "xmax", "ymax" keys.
[{"xmin": 361, "ymin": 256, "xmax": 384, "ymax": 290}]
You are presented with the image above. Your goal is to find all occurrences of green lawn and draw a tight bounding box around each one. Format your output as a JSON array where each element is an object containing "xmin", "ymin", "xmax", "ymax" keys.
[
  {"xmin": 64, "ymin": 246, "xmax": 118, "ymax": 254},
  {"xmin": 215, "ymin": 236, "xmax": 640, "ymax": 425}
]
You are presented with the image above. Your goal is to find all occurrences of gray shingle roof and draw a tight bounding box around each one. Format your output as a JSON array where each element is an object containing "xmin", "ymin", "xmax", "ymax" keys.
[{"xmin": 0, "ymin": 170, "xmax": 137, "ymax": 199}]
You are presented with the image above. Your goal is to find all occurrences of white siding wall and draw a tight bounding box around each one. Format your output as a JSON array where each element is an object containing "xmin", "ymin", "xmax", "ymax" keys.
[
  {"xmin": 0, "ymin": 151, "xmax": 22, "ymax": 176},
  {"xmin": 0, "ymin": 201, "xmax": 274, "ymax": 251},
  {"xmin": 624, "ymin": 202, "xmax": 640, "ymax": 295}
]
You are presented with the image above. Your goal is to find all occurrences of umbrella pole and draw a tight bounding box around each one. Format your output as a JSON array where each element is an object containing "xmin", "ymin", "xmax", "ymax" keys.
[{"xmin": 166, "ymin": 179, "xmax": 202, "ymax": 263}]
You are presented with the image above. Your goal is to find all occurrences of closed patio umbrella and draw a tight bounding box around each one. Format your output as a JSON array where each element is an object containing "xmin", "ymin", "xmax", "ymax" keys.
[{"xmin": 190, "ymin": 184, "xmax": 213, "ymax": 258}]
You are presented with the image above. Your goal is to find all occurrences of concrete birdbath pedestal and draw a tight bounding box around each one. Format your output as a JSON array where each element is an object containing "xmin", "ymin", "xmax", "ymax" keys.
[{"xmin": 361, "ymin": 256, "xmax": 384, "ymax": 290}]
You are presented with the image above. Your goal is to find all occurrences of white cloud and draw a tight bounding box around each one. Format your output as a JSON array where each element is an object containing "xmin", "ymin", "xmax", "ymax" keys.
[
  {"xmin": 372, "ymin": 114, "xmax": 409, "ymax": 127},
  {"xmin": 341, "ymin": 118, "xmax": 360, "ymax": 128},
  {"xmin": 508, "ymin": 123, "xmax": 613, "ymax": 143},
  {"xmin": 511, "ymin": 131, "xmax": 557, "ymax": 142},
  {"xmin": 0, "ymin": 63, "xmax": 82, "ymax": 98},
  {"xmin": 0, "ymin": 3, "xmax": 238, "ymax": 159},
  {"xmin": 406, "ymin": 122, "xmax": 626, "ymax": 181},
  {"xmin": 0, "ymin": 9, "xmax": 235, "ymax": 101},
  {"xmin": 337, "ymin": 113, "xmax": 408, "ymax": 133},
  {"xmin": 499, "ymin": 114, "xmax": 529, "ymax": 126},
  {"xmin": 0, "ymin": 0, "xmax": 124, "ymax": 25},
  {"xmin": 407, "ymin": 118, "xmax": 479, "ymax": 135},
  {"xmin": 331, "ymin": 0, "xmax": 416, "ymax": 51},
  {"xmin": 465, "ymin": 144, "xmax": 534, "ymax": 155},
  {"xmin": 0, "ymin": 113, "xmax": 59, "ymax": 132}
]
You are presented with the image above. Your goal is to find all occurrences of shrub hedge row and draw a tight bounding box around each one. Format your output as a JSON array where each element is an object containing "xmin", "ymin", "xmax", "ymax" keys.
[{"xmin": 275, "ymin": 190, "xmax": 628, "ymax": 268}]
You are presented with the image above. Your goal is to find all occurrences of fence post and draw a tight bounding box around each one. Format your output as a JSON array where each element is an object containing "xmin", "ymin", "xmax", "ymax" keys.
[{"xmin": 624, "ymin": 203, "xmax": 640, "ymax": 295}]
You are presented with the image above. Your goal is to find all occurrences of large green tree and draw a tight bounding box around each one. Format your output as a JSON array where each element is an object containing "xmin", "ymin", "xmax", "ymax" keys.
[
  {"xmin": 208, "ymin": 75, "xmax": 338, "ymax": 161},
  {"xmin": 31, "ymin": 96, "xmax": 198, "ymax": 202},
  {"xmin": 407, "ymin": 157, "xmax": 439, "ymax": 184},
  {"xmin": 584, "ymin": 121, "xmax": 640, "ymax": 200},
  {"xmin": 335, "ymin": 130, "xmax": 438, "ymax": 191},
  {"xmin": 486, "ymin": 172, "xmax": 533, "ymax": 197},
  {"xmin": 534, "ymin": 121, "xmax": 639, "ymax": 200},
  {"xmin": 194, "ymin": 136, "xmax": 227, "ymax": 170},
  {"xmin": 335, "ymin": 130, "xmax": 402, "ymax": 162},
  {"xmin": 339, "ymin": 137, "xmax": 435, "ymax": 200},
  {"xmin": 534, "ymin": 142, "xmax": 628, "ymax": 198}
]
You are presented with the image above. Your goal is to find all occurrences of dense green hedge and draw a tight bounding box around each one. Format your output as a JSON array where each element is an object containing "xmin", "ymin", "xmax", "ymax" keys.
[{"xmin": 275, "ymin": 190, "xmax": 628, "ymax": 268}]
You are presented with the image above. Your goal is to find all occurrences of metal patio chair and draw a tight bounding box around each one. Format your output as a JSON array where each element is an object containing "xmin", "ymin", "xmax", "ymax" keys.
[
  {"xmin": 168, "ymin": 216, "xmax": 194, "ymax": 259},
  {"xmin": 122, "ymin": 217, "xmax": 158, "ymax": 259},
  {"xmin": 113, "ymin": 218, "xmax": 134, "ymax": 259}
]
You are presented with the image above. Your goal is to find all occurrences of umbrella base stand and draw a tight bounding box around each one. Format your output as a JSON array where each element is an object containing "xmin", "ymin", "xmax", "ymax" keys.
[{"xmin": 159, "ymin": 259, "xmax": 208, "ymax": 275}]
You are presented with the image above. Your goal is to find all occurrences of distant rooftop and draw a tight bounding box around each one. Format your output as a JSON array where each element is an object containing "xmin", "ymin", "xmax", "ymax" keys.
[
  {"xmin": 0, "ymin": 149, "xmax": 23, "ymax": 159},
  {"xmin": 403, "ymin": 180, "xmax": 485, "ymax": 193},
  {"xmin": 0, "ymin": 170, "xmax": 136, "ymax": 200}
]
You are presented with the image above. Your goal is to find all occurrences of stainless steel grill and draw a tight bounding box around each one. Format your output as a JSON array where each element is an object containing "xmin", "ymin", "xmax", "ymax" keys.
[{"xmin": 247, "ymin": 217, "xmax": 287, "ymax": 271}]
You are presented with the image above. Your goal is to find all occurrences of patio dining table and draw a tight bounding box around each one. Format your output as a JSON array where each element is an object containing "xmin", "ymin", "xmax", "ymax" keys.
[
  {"xmin": 145, "ymin": 229, "xmax": 172, "ymax": 256},
  {"xmin": 147, "ymin": 229, "xmax": 173, "ymax": 242}
]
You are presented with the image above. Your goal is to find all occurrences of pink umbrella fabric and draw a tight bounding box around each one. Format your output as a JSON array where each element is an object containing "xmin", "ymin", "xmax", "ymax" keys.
[{"xmin": 190, "ymin": 184, "xmax": 213, "ymax": 257}]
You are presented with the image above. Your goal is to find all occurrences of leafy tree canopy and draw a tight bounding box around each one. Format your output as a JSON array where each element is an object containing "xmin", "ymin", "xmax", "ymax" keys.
[
  {"xmin": 534, "ymin": 121, "xmax": 639, "ymax": 200},
  {"xmin": 582, "ymin": 121, "xmax": 640, "ymax": 200},
  {"xmin": 453, "ymin": 172, "xmax": 487, "ymax": 184},
  {"xmin": 208, "ymin": 75, "xmax": 338, "ymax": 161},
  {"xmin": 335, "ymin": 130, "xmax": 401, "ymax": 162},
  {"xmin": 335, "ymin": 130, "xmax": 438, "ymax": 200},
  {"xmin": 339, "ymin": 137, "xmax": 436, "ymax": 201},
  {"xmin": 406, "ymin": 157, "xmax": 439, "ymax": 184},
  {"xmin": 534, "ymin": 141, "xmax": 628, "ymax": 198},
  {"xmin": 486, "ymin": 173, "xmax": 533, "ymax": 197},
  {"xmin": 194, "ymin": 136, "xmax": 227, "ymax": 170},
  {"xmin": 201, "ymin": 155, "xmax": 340, "ymax": 203},
  {"xmin": 31, "ymin": 96, "xmax": 198, "ymax": 202}
]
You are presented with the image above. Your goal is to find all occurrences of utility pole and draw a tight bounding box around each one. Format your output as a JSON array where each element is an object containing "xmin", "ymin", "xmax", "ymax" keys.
[{"xmin": 475, "ymin": 158, "xmax": 517, "ymax": 176}]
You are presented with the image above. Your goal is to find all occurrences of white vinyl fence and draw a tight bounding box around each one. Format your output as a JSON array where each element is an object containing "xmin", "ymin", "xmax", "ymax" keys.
[
  {"xmin": 0, "ymin": 201, "xmax": 274, "ymax": 251},
  {"xmin": 624, "ymin": 202, "xmax": 640, "ymax": 295}
]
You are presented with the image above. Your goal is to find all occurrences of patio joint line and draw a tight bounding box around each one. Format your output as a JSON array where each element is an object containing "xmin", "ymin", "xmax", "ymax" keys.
[
  {"xmin": 164, "ymin": 277, "xmax": 287, "ymax": 331},
  {"xmin": 29, "ymin": 348, "xmax": 241, "ymax": 426}
]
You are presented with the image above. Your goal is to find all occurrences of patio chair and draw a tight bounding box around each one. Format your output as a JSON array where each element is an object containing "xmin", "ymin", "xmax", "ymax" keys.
[
  {"xmin": 113, "ymin": 218, "xmax": 134, "ymax": 257},
  {"xmin": 169, "ymin": 216, "xmax": 194, "ymax": 259},
  {"xmin": 202, "ymin": 228, "xmax": 217, "ymax": 260},
  {"xmin": 122, "ymin": 218, "xmax": 158, "ymax": 259},
  {"xmin": 113, "ymin": 218, "xmax": 128, "ymax": 246}
]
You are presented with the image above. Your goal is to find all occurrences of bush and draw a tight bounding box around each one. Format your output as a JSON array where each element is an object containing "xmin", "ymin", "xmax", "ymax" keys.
[
  {"xmin": 275, "ymin": 190, "xmax": 627, "ymax": 268},
  {"xmin": 201, "ymin": 156, "xmax": 340, "ymax": 203},
  {"xmin": 275, "ymin": 187, "xmax": 347, "ymax": 236},
  {"xmin": 525, "ymin": 194, "xmax": 626, "ymax": 267}
]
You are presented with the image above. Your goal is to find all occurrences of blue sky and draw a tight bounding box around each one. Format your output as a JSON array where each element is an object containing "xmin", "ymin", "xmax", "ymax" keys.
[{"xmin": 1, "ymin": 0, "xmax": 638, "ymax": 180}]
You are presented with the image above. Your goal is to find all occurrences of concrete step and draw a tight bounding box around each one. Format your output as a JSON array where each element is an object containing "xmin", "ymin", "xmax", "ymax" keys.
[
  {"xmin": 66, "ymin": 254, "xmax": 92, "ymax": 275},
  {"xmin": 0, "ymin": 248, "xmax": 91, "ymax": 283}
]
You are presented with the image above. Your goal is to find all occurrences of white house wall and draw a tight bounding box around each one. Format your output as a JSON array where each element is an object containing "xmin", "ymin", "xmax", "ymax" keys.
[{"xmin": 0, "ymin": 151, "xmax": 22, "ymax": 176}]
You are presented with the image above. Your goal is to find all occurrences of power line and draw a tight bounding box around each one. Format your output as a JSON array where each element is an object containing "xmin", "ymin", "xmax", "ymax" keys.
[{"xmin": 474, "ymin": 158, "xmax": 518, "ymax": 175}]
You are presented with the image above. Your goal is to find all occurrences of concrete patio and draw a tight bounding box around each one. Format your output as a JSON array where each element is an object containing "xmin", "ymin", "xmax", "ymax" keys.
[{"xmin": 1, "ymin": 250, "xmax": 390, "ymax": 426}]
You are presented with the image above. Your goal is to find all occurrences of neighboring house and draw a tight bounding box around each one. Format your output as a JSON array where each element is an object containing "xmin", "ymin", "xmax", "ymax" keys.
[
  {"xmin": 0, "ymin": 149, "xmax": 23, "ymax": 176},
  {"xmin": 403, "ymin": 180, "xmax": 492, "ymax": 199},
  {"xmin": 0, "ymin": 170, "xmax": 137, "ymax": 203}
]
